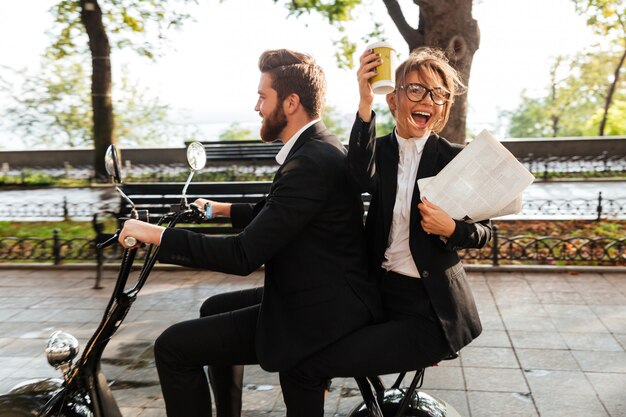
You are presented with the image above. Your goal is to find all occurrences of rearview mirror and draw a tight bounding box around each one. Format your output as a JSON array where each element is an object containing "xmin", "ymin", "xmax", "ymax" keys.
[
  {"xmin": 186, "ymin": 141, "xmax": 207, "ymax": 171},
  {"xmin": 104, "ymin": 145, "xmax": 122, "ymax": 183}
]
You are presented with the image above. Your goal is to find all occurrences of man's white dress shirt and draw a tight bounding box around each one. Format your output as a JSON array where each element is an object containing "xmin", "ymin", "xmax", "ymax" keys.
[{"xmin": 275, "ymin": 119, "xmax": 320, "ymax": 165}]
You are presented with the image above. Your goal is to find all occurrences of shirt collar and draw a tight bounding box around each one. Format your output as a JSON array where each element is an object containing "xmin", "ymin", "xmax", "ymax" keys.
[
  {"xmin": 275, "ymin": 118, "xmax": 321, "ymax": 165},
  {"xmin": 394, "ymin": 128, "xmax": 430, "ymax": 154}
]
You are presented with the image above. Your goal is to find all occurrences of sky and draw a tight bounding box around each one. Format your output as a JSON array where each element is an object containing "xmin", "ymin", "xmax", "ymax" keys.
[{"xmin": 0, "ymin": 0, "xmax": 603, "ymax": 149}]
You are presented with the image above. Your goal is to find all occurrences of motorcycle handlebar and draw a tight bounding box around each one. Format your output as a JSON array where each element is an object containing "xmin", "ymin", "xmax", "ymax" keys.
[{"xmin": 96, "ymin": 230, "xmax": 121, "ymax": 250}]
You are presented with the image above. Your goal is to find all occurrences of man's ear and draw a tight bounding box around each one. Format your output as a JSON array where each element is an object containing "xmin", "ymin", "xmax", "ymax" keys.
[{"xmin": 283, "ymin": 93, "xmax": 301, "ymax": 116}]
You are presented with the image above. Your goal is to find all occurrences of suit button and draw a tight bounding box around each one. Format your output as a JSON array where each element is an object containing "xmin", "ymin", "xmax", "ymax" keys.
[{"xmin": 422, "ymin": 270, "xmax": 430, "ymax": 278}]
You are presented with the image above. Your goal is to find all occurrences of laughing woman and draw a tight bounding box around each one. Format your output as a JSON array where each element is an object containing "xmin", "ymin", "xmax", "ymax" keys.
[
  {"xmin": 278, "ymin": 47, "xmax": 492, "ymax": 417},
  {"xmin": 347, "ymin": 46, "xmax": 493, "ymax": 363}
]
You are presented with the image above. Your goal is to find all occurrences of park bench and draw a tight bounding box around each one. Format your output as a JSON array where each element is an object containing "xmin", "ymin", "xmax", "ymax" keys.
[
  {"xmin": 92, "ymin": 181, "xmax": 371, "ymax": 287},
  {"xmin": 116, "ymin": 181, "xmax": 273, "ymax": 233},
  {"xmin": 92, "ymin": 181, "xmax": 271, "ymax": 287},
  {"xmin": 198, "ymin": 140, "xmax": 283, "ymax": 162}
]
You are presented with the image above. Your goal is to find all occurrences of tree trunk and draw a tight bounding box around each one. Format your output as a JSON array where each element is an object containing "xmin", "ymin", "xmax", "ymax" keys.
[
  {"xmin": 599, "ymin": 44, "xmax": 626, "ymax": 136},
  {"xmin": 383, "ymin": 0, "xmax": 480, "ymax": 144},
  {"xmin": 80, "ymin": 0, "xmax": 114, "ymax": 181}
]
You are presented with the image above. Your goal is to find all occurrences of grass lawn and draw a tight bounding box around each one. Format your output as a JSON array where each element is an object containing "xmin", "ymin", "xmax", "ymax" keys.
[
  {"xmin": 0, "ymin": 221, "xmax": 96, "ymax": 239},
  {"xmin": 2, "ymin": 219, "xmax": 624, "ymax": 240}
]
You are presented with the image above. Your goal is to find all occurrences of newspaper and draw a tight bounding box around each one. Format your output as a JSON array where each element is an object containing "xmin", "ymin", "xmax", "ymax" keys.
[{"xmin": 417, "ymin": 129, "xmax": 535, "ymax": 221}]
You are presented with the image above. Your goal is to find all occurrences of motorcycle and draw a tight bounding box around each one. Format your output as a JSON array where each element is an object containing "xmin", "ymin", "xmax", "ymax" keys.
[
  {"xmin": 0, "ymin": 141, "xmax": 208, "ymax": 417},
  {"xmin": 0, "ymin": 141, "xmax": 461, "ymax": 417},
  {"xmin": 348, "ymin": 356, "xmax": 462, "ymax": 417}
]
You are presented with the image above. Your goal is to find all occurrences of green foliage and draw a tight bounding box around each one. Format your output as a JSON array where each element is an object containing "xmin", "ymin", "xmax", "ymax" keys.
[
  {"xmin": 502, "ymin": 49, "xmax": 625, "ymax": 137},
  {"xmin": 20, "ymin": 170, "xmax": 55, "ymax": 186},
  {"xmin": 584, "ymin": 100, "xmax": 626, "ymax": 135},
  {"xmin": 278, "ymin": 0, "xmax": 363, "ymax": 23},
  {"xmin": 571, "ymin": 0, "xmax": 626, "ymax": 39},
  {"xmin": 218, "ymin": 123, "xmax": 258, "ymax": 141},
  {"xmin": 373, "ymin": 104, "xmax": 395, "ymax": 137},
  {"xmin": 272, "ymin": 0, "xmax": 380, "ymax": 68},
  {"xmin": 322, "ymin": 104, "xmax": 348, "ymax": 138},
  {"xmin": 333, "ymin": 33, "xmax": 358, "ymax": 70},
  {"xmin": 0, "ymin": 59, "xmax": 92, "ymax": 147},
  {"xmin": 0, "ymin": 221, "xmax": 95, "ymax": 239},
  {"xmin": 0, "ymin": 58, "xmax": 191, "ymax": 148},
  {"xmin": 47, "ymin": 0, "xmax": 198, "ymax": 60}
]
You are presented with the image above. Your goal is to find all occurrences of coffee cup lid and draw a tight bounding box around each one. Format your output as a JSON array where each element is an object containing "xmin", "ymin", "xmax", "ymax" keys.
[{"xmin": 367, "ymin": 41, "xmax": 395, "ymax": 50}]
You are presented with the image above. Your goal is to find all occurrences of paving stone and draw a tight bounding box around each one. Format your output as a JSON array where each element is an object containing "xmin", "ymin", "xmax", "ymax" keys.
[
  {"xmin": 477, "ymin": 313, "xmax": 506, "ymax": 331},
  {"xmin": 0, "ymin": 296, "xmax": 46, "ymax": 309},
  {"xmin": 571, "ymin": 350, "xmax": 626, "ymax": 373},
  {"xmin": 615, "ymin": 333, "xmax": 626, "ymax": 350},
  {"xmin": 532, "ymin": 392, "xmax": 609, "ymax": 417},
  {"xmin": 468, "ymin": 329, "xmax": 512, "ymax": 348},
  {"xmin": 498, "ymin": 303, "xmax": 549, "ymax": 319},
  {"xmin": 559, "ymin": 332, "xmax": 623, "ymax": 352},
  {"xmin": 508, "ymin": 330, "xmax": 568, "ymax": 350},
  {"xmin": 525, "ymin": 369, "xmax": 595, "ymax": 395},
  {"xmin": 464, "ymin": 367, "xmax": 529, "ymax": 392},
  {"xmin": 580, "ymin": 290, "xmax": 626, "ymax": 305},
  {"xmin": 0, "ymin": 308, "xmax": 28, "ymax": 321},
  {"xmin": 467, "ymin": 391, "xmax": 538, "ymax": 417},
  {"xmin": 591, "ymin": 305, "xmax": 626, "ymax": 334},
  {"xmin": 586, "ymin": 372, "xmax": 626, "ymax": 417},
  {"xmin": 542, "ymin": 303, "xmax": 594, "ymax": 318},
  {"xmin": 0, "ymin": 268, "xmax": 623, "ymax": 416},
  {"xmin": 423, "ymin": 389, "xmax": 469, "ymax": 417},
  {"xmin": 537, "ymin": 290, "xmax": 586, "ymax": 304},
  {"xmin": 550, "ymin": 315, "xmax": 610, "ymax": 333},
  {"xmin": 461, "ymin": 346, "xmax": 519, "ymax": 369},
  {"xmin": 119, "ymin": 408, "xmax": 143, "ymax": 417},
  {"xmin": 0, "ymin": 338, "xmax": 54, "ymax": 357},
  {"xmin": 516, "ymin": 348, "xmax": 580, "ymax": 371},
  {"xmin": 502, "ymin": 316, "xmax": 558, "ymax": 332},
  {"xmin": 420, "ymin": 365, "xmax": 465, "ymax": 390}
]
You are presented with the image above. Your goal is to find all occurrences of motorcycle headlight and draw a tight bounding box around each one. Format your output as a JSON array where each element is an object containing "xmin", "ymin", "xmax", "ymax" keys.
[{"xmin": 46, "ymin": 330, "xmax": 79, "ymax": 369}]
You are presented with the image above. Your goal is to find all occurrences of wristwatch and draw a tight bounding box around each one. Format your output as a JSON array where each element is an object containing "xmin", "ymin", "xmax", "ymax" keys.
[{"xmin": 204, "ymin": 202, "xmax": 213, "ymax": 220}]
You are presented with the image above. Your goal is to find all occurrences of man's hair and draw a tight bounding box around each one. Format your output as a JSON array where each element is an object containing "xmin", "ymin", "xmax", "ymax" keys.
[
  {"xmin": 395, "ymin": 47, "xmax": 466, "ymax": 133},
  {"xmin": 258, "ymin": 49, "xmax": 326, "ymax": 119}
]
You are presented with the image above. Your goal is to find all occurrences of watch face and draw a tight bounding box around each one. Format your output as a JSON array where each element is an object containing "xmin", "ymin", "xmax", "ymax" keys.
[{"xmin": 204, "ymin": 202, "xmax": 212, "ymax": 219}]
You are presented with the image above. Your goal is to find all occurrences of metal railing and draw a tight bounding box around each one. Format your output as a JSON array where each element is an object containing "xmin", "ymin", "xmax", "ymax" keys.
[
  {"xmin": 519, "ymin": 153, "xmax": 626, "ymax": 180},
  {"xmin": 1, "ymin": 227, "xmax": 624, "ymax": 266},
  {"xmin": 460, "ymin": 226, "xmax": 626, "ymax": 266},
  {"xmin": 1, "ymin": 152, "xmax": 625, "ymax": 183},
  {"xmin": 2, "ymin": 192, "xmax": 624, "ymax": 220}
]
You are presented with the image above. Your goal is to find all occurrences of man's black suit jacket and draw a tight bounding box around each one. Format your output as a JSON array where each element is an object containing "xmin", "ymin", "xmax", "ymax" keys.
[
  {"xmin": 349, "ymin": 114, "xmax": 492, "ymax": 354},
  {"xmin": 158, "ymin": 121, "xmax": 382, "ymax": 372}
]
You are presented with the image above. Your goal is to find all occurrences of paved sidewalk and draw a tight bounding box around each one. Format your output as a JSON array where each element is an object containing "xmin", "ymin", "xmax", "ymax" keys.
[{"xmin": 0, "ymin": 267, "xmax": 624, "ymax": 416}]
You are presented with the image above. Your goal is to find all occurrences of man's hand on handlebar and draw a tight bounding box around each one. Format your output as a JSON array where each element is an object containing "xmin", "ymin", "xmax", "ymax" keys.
[
  {"xmin": 119, "ymin": 219, "xmax": 165, "ymax": 248},
  {"xmin": 193, "ymin": 198, "xmax": 232, "ymax": 220}
]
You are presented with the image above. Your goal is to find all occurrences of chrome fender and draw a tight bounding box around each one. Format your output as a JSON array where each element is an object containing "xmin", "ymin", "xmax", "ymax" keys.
[
  {"xmin": 348, "ymin": 389, "xmax": 462, "ymax": 417},
  {"xmin": 7, "ymin": 378, "xmax": 64, "ymax": 395},
  {"xmin": 0, "ymin": 379, "xmax": 62, "ymax": 416}
]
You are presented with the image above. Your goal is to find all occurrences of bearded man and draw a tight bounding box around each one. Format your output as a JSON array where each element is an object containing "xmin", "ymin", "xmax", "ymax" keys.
[{"xmin": 119, "ymin": 49, "xmax": 382, "ymax": 417}]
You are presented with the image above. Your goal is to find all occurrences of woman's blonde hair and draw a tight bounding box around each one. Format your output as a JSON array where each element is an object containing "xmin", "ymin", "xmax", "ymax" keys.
[{"xmin": 394, "ymin": 47, "xmax": 466, "ymax": 133}]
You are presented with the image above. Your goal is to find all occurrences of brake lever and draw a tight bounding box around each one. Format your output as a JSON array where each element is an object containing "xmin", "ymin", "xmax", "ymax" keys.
[
  {"xmin": 187, "ymin": 203, "xmax": 205, "ymax": 223},
  {"xmin": 97, "ymin": 230, "xmax": 120, "ymax": 250}
]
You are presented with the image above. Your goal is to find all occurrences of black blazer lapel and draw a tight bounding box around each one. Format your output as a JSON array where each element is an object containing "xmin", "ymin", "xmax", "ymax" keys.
[
  {"xmin": 379, "ymin": 132, "xmax": 399, "ymax": 243},
  {"xmin": 283, "ymin": 120, "xmax": 328, "ymax": 162},
  {"xmin": 410, "ymin": 134, "xmax": 439, "ymax": 230}
]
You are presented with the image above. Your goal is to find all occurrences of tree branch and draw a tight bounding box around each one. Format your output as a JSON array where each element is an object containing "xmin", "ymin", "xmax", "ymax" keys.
[{"xmin": 382, "ymin": 0, "xmax": 418, "ymax": 47}]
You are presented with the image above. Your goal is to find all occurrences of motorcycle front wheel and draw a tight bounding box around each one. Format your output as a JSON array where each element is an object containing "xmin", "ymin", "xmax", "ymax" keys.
[{"xmin": 347, "ymin": 389, "xmax": 462, "ymax": 417}]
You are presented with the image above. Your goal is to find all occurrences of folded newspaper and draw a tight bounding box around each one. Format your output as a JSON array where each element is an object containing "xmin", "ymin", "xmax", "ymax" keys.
[{"xmin": 417, "ymin": 129, "xmax": 535, "ymax": 222}]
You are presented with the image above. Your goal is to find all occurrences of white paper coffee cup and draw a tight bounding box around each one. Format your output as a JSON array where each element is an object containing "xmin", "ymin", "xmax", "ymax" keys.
[{"xmin": 367, "ymin": 41, "xmax": 397, "ymax": 95}]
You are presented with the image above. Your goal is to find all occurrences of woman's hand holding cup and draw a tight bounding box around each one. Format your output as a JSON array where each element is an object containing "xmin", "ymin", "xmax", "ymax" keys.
[
  {"xmin": 357, "ymin": 43, "xmax": 396, "ymax": 123},
  {"xmin": 357, "ymin": 49, "xmax": 382, "ymax": 123}
]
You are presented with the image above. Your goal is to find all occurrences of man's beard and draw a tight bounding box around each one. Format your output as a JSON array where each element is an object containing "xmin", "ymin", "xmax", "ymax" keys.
[{"xmin": 260, "ymin": 104, "xmax": 287, "ymax": 143}]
